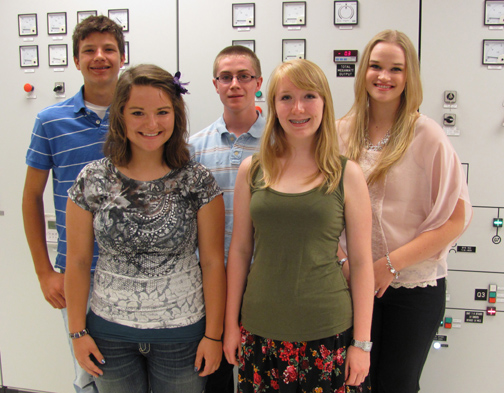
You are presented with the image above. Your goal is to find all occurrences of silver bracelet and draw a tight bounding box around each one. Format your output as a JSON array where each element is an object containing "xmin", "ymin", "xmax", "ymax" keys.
[
  {"xmin": 385, "ymin": 253, "xmax": 400, "ymax": 279},
  {"xmin": 337, "ymin": 257, "xmax": 348, "ymax": 266}
]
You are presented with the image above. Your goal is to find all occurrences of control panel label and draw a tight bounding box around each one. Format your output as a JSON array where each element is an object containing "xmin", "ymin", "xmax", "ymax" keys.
[
  {"xmin": 464, "ymin": 311, "xmax": 484, "ymax": 323},
  {"xmin": 456, "ymin": 245, "xmax": 476, "ymax": 252},
  {"xmin": 336, "ymin": 64, "xmax": 355, "ymax": 77},
  {"xmin": 474, "ymin": 289, "xmax": 488, "ymax": 301}
]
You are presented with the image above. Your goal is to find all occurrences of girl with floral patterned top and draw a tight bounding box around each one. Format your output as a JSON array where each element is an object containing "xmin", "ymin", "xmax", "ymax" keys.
[{"xmin": 65, "ymin": 64, "xmax": 226, "ymax": 393}]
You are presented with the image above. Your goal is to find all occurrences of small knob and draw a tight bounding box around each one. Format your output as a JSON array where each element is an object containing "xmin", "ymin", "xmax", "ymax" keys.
[{"xmin": 24, "ymin": 83, "xmax": 34, "ymax": 92}]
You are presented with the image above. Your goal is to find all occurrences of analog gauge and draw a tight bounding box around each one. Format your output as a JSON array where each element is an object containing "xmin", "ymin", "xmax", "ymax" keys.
[
  {"xmin": 282, "ymin": 39, "xmax": 306, "ymax": 62},
  {"xmin": 47, "ymin": 12, "xmax": 67, "ymax": 35},
  {"xmin": 108, "ymin": 9, "xmax": 129, "ymax": 31},
  {"xmin": 232, "ymin": 40, "xmax": 256, "ymax": 52},
  {"xmin": 483, "ymin": 39, "xmax": 504, "ymax": 64},
  {"xmin": 77, "ymin": 10, "xmax": 97, "ymax": 24},
  {"xmin": 124, "ymin": 41, "xmax": 130, "ymax": 65},
  {"xmin": 283, "ymin": 2, "xmax": 306, "ymax": 26},
  {"xmin": 49, "ymin": 44, "xmax": 68, "ymax": 67},
  {"xmin": 232, "ymin": 3, "xmax": 255, "ymax": 27},
  {"xmin": 18, "ymin": 14, "xmax": 37, "ymax": 36},
  {"xmin": 19, "ymin": 45, "xmax": 39, "ymax": 68},
  {"xmin": 334, "ymin": 1, "xmax": 358, "ymax": 25},
  {"xmin": 485, "ymin": 0, "xmax": 504, "ymax": 25}
]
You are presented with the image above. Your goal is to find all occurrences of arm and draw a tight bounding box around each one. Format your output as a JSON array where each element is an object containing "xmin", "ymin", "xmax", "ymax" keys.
[
  {"xmin": 374, "ymin": 198, "xmax": 466, "ymax": 298},
  {"xmin": 194, "ymin": 195, "xmax": 226, "ymax": 377},
  {"xmin": 342, "ymin": 160, "xmax": 374, "ymax": 386},
  {"xmin": 65, "ymin": 199, "xmax": 104, "ymax": 377},
  {"xmin": 22, "ymin": 166, "xmax": 66, "ymax": 309},
  {"xmin": 223, "ymin": 157, "xmax": 254, "ymax": 366}
]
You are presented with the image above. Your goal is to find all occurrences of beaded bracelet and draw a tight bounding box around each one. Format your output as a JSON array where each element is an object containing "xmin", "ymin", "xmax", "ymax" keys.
[
  {"xmin": 69, "ymin": 328, "xmax": 89, "ymax": 339},
  {"xmin": 385, "ymin": 253, "xmax": 400, "ymax": 279}
]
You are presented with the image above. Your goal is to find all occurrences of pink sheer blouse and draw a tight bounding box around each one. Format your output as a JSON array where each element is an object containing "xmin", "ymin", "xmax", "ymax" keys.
[{"xmin": 338, "ymin": 114, "xmax": 472, "ymax": 287}]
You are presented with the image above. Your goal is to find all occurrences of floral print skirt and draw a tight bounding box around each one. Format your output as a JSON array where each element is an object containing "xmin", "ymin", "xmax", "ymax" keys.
[{"xmin": 238, "ymin": 325, "xmax": 371, "ymax": 393}]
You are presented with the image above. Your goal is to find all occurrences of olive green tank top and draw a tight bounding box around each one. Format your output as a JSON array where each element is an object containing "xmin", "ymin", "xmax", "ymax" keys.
[{"xmin": 241, "ymin": 156, "xmax": 352, "ymax": 342}]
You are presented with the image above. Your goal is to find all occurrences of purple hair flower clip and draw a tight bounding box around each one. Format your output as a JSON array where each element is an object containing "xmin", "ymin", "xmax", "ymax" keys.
[{"xmin": 173, "ymin": 71, "xmax": 189, "ymax": 96}]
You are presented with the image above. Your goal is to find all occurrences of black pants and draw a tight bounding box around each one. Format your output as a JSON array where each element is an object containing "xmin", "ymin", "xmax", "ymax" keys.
[
  {"xmin": 370, "ymin": 278, "xmax": 445, "ymax": 393},
  {"xmin": 205, "ymin": 354, "xmax": 234, "ymax": 393}
]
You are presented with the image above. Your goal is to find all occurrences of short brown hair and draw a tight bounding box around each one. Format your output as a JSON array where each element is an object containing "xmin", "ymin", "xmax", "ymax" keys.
[
  {"xmin": 104, "ymin": 64, "xmax": 190, "ymax": 168},
  {"xmin": 72, "ymin": 15, "xmax": 125, "ymax": 58},
  {"xmin": 213, "ymin": 45, "xmax": 262, "ymax": 78}
]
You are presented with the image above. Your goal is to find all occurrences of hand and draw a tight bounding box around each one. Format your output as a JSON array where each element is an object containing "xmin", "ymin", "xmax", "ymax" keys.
[
  {"xmin": 72, "ymin": 335, "xmax": 105, "ymax": 377},
  {"xmin": 38, "ymin": 270, "xmax": 66, "ymax": 308},
  {"xmin": 223, "ymin": 323, "xmax": 241, "ymax": 366},
  {"xmin": 195, "ymin": 336, "xmax": 222, "ymax": 376},
  {"xmin": 373, "ymin": 257, "xmax": 394, "ymax": 298},
  {"xmin": 345, "ymin": 345, "xmax": 370, "ymax": 386}
]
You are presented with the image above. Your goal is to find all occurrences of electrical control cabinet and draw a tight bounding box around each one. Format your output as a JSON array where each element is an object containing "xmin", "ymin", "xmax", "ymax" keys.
[{"xmin": 1, "ymin": 1, "xmax": 502, "ymax": 392}]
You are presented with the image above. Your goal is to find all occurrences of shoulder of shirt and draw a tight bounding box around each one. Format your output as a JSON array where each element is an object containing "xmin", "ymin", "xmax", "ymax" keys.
[
  {"xmin": 37, "ymin": 88, "xmax": 84, "ymax": 121},
  {"xmin": 414, "ymin": 114, "xmax": 446, "ymax": 143},
  {"xmin": 189, "ymin": 117, "xmax": 225, "ymax": 142}
]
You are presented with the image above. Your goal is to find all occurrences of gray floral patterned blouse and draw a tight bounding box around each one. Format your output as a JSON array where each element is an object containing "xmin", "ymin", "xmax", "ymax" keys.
[{"xmin": 68, "ymin": 157, "xmax": 222, "ymax": 330}]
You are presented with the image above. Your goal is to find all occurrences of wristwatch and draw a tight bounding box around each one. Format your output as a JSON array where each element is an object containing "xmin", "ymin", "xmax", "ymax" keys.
[{"xmin": 351, "ymin": 339, "xmax": 373, "ymax": 352}]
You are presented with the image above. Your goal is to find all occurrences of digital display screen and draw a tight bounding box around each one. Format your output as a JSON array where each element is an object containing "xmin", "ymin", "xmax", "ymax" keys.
[{"xmin": 334, "ymin": 49, "xmax": 358, "ymax": 63}]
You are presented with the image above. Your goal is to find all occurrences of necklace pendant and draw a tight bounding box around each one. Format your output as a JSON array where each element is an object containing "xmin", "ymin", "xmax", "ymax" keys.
[{"xmin": 365, "ymin": 129, "xmax": 391, "ymax": 152}]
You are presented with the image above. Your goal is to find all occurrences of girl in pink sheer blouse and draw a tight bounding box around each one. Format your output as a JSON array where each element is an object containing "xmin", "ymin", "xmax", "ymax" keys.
[{"xmin": 336, "ymin": 30, "xmax": 472, "ymax": 393}]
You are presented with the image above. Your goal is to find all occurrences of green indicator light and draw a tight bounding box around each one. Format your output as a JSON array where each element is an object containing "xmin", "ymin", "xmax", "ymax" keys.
[{"xmin": 493, "ymin": 218, "xmax": 503, "ymax": 227}]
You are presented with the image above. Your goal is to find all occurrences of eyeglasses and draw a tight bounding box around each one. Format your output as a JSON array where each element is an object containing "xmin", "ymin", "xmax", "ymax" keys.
[{"xmin": 215, "ymin": 74, "xmax": 257, "ymax": 84}]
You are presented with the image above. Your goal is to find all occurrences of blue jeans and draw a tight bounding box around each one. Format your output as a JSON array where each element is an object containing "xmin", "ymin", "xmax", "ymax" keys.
[
  {"xmin": 92, "ymin": 338, "xmax": 206, "ymax": 393},
  {"xmin": 61, "ymin": 274, "xmax": 97, "ymax": 393}
]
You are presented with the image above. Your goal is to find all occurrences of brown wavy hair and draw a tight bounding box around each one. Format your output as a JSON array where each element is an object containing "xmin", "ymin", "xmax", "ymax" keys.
[{"xmin": 104, "ymin": 64, "xmax": 190, "ymax": 168}]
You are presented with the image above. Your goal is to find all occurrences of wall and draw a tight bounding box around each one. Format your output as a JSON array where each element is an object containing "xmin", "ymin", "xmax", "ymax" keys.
[{"xmin": 0, "ymin": 1, "xmax": 502, "ymax": 392}]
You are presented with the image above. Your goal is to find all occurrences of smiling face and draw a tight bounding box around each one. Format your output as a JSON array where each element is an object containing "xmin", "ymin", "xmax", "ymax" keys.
[
  {"xmin": 123, "ymin": 85, "xmax": 175, "ymax": 159},
  {"xmin": 274, "ymin": 76, "xmax": 324, "ymax": 143},
  {"xmin": 365, "ymin": 42, "xmax": 407, "ymax": 107},
  {"xmin": 213, "ymin": 55, "xmax": 263, "ymax": 116},
  {"xmin": 74, "ymin": 31, "xmax": 125, "ymax": 91}
]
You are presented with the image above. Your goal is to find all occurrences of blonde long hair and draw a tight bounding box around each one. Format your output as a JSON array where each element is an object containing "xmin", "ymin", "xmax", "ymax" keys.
[
  {"xmin": 251, "ymin": 59, "xmax": 342, "ymax": 194},
  {"xmin": 343, "ymin": 30, "xmax": 423, "ymax": 185}
]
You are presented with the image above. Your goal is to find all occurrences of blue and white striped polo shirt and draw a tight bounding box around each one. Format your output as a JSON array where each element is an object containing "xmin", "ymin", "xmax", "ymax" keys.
[
  {"xmin": 26, "ymin": 86, "xmax": 107, "ymax": 271},
  {"xmin": 189, "ymin": 114, "xmax": 265, "ymax": 262}
]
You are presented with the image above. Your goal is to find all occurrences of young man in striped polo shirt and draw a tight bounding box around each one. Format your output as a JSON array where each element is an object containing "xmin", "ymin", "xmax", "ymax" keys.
[
  {"xmin": 189, "ymin": 45, "xmax": 264, "ymax": 393},
  {"xmin": 22, "ymin": 16, "xmax": 125, "ymax": 393}
]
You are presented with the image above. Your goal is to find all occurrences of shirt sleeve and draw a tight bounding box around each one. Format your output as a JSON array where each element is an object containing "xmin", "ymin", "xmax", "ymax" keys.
[
  {"xmin": 188, "ymin": 162, "xmax": 223, "ymax": 210},
  {"xmin": 26, "ymin": 116, "xmax": 54, "ymax": 170}
]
